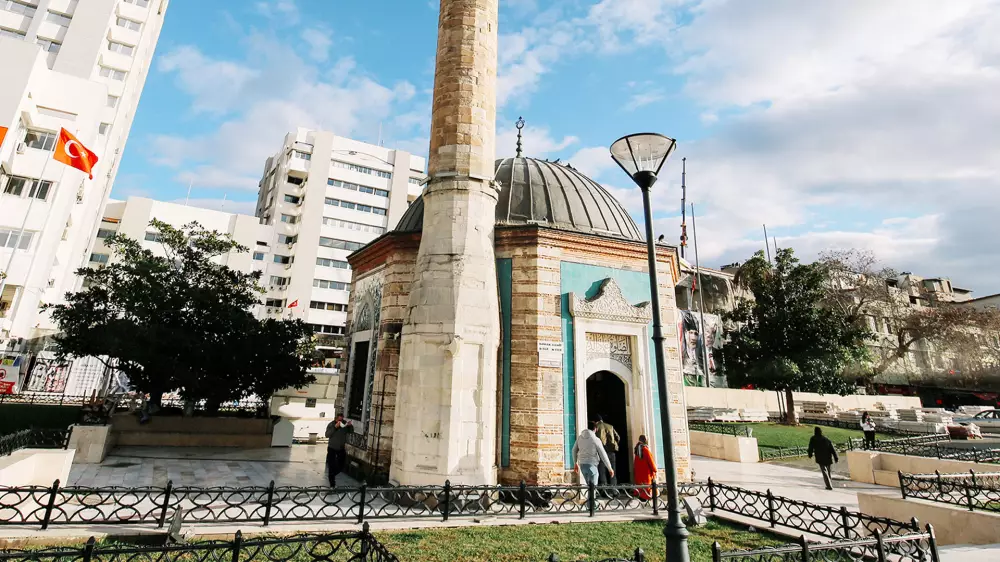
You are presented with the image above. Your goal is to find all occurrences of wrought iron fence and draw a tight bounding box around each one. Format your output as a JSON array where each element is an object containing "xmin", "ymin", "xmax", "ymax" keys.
[
  {"xmin": 0, "ymin": 394, "xmax": 93, "ymax": 406},
  {"xmin": 546, "ymin": 548, "xmax": 646, "ymax": 562},
  {"xmin": 0, "ymin": 428, "xmax": 71, "ymax": 457},
  {"xmin": 0, "ymin": 479, "xmax": 705, "ymax": 529},
  {"xmin": 712, "ymin": 527, "xmax": 939, "ymax": 562},
  {"xmin": 851, "ymin": 433, "xmax": 1000, "ymax": 464},
  {"xmin": 899, "ymin": 470, "xmax": 1000, "ymax": 513},
  {"xmin": 801, "ymin": 417, "xmax": 925, "ymax": 437},
  {"xmin": 706, "ymin": 479, "xmax": 919, "ymax": 541},
  {"xmin": 0, "ymin": 523, "xmax": 398, "ymax": 562},
  {"xmin": 690, "ymin": 422, "xmax": 753, "ymax": 438}
]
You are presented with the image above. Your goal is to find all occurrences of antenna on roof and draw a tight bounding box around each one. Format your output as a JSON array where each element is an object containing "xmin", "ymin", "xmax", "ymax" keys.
[{"xmin": 515, "ymin": 117, "xmax": 525, "ymax": 158}]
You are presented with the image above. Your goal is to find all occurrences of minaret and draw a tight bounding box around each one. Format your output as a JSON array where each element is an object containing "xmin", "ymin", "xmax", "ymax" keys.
[{"xmin": 391, "ymin": 0, "xmax": 501, "ymax": 486}]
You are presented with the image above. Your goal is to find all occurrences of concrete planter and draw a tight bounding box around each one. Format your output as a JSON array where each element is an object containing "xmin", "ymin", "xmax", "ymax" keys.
[{"xmin": 111, "ymin": 413, "xmax": 273, "ymax": 448}]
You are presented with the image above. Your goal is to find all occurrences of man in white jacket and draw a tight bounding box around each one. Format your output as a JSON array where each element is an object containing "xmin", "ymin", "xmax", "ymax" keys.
[{"xmin": 574, "ymin": 420, "xmax": 615, "ymax": 487}]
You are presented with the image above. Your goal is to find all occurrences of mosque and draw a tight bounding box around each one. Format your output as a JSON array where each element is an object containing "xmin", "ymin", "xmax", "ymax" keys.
[{"xmin": 340, "ymin": 150, "xmax": 692, "ymax": 486}]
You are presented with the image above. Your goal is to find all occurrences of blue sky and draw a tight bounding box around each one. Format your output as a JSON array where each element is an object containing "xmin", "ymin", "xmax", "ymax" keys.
[{"xmin": 115, "ymin": 0, "xmax": 1000, "ymax": 293}]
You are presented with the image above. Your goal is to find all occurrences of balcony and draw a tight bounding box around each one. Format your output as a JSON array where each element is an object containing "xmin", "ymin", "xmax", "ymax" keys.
[
  {"xmin": 35, "ymin": 21, "xmax": 68, "ymax": 43},
  {"xmin": 287, "ymin": 158, "xmax": 309, "ymax": 178},
  {"xmin": 0, "ymin": 10, "xmax": 31, "ymax": 34},
  {"xmin": 47, "ymin": 0, "xmax": 79, "ymax": 16},
  {"xmin": 107, "ymin": 24, "xmax": 140, "ymax": 49},
  {"xmin": 99, "ymin": 51, "xmax": 132, "ymax": 73},
  {"xmin": 116, "ymin": 0, "xmax": 148, "ymax": 23}
]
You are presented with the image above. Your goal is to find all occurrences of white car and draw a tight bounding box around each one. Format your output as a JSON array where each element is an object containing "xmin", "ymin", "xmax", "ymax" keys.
[{"xmin": 955, "ymin": 409, "xmax": 1000, "ymax": 431}]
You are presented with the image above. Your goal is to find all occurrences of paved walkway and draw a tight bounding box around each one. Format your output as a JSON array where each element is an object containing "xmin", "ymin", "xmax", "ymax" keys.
[{"xmin": 68, "ymin": 445, "xmax": 361, "ymax": 488}]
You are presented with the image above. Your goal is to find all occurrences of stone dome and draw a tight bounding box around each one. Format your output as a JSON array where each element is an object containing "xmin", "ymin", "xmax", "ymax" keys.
[{"xmin": 394, "ymin": 157, "xmax": 643, "ymax": 242}]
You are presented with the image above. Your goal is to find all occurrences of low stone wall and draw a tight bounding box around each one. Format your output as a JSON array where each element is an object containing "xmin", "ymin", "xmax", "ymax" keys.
[
  {"xmin": 858, "ymin": 492, "xmax": 1000, "ymax": 545},
  {"xmin": 684, "ymin": 387, "xmax": 922, "ymax": 413},
  {"xmin": 847, "ymin": 450, "xmax": 986, "ymax": 487},
  {"xmin": 690, "ymin": 430, "xmax": 760, "ymax": 463},
  {"xmin": 0, "ymin": 448, "xmax": 74, "ymax": 486},
  {"xmin": 111, "ymin": 414, "xmax": 272, "ymax": 448},
  {"xmin": 68, "ymin": 424, "xmax": 115, "ymax": 463}
]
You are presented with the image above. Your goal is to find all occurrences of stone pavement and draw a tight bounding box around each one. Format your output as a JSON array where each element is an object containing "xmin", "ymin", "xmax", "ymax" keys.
[{"xmin": 68, "ymin": 445, "xmax": 361, "ymax": 488}]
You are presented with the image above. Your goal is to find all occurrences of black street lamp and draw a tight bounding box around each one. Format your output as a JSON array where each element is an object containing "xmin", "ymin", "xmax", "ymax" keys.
[{"xmin": 610, "ymin": 133, "xmax": 689, "ymax": 562}]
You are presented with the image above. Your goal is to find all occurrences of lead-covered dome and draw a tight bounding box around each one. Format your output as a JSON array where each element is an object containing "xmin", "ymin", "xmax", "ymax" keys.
[{"xmin": 394, "ymin": 157, "xmax": 643, "ymax": 242}]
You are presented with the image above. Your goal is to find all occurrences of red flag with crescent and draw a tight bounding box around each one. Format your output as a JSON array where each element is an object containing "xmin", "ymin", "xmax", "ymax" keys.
[
  {"xmin": 54, "ymin": 128, "xmax": 99, "ymax": 179},
  {"xmin": 0, "ymin": 126, "xmax": 8, "ymax": 149},
  {"xmin": 287, "ymin": 300, "xmax": 299, "ymax": 308}
]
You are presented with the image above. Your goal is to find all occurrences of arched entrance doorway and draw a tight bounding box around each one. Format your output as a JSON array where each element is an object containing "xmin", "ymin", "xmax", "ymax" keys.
[{"xmin": 586, "ymin": 370, "xmax": 630, "ymax": 483}]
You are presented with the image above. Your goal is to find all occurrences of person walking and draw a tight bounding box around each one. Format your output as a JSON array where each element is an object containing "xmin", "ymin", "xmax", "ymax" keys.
[
  {"xmin": 325, "ymin": 414, "xmax": 353, "ymax": 487},
  {"xmin": 860, "ymin": 412, "xmax": 877, "ymax": 450},
  {"xmin": 594, "ymin": 414, "xmax": 620, "ymax": 486},
  {"xmin": 632, "ymin": 435, "xmax": 657, "ymax": 501},
  {"xmin": 574, "ymin": 420, "xmax": 615, "ymax": 489},
  {"xmin": 807, "ymin": 426, "xmax": 839, "ymax": 490}
]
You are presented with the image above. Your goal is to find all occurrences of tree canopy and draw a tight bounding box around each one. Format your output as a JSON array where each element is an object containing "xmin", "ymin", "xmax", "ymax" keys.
[
  {"xmin": 48, "ymin": 220, "xmax": 315, "ymax": 410},
  {"xmin": 723, "ymin": 248, "xmax": 871, "ymax": 423}
]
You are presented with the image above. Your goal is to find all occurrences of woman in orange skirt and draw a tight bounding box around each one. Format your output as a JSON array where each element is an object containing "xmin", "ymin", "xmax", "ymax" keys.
[{"xmin": 633, "ymin": 434, "xmax": 657, "ymax": 501}]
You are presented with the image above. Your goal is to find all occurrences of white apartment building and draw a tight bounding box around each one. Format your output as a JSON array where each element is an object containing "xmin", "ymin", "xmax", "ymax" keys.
[
  {"xmin": 255, "ymin": 129, "xmax": 425, "ymax": 368},
  {"xmin": 0, "ymin": 0, "xmax": 169, "ymax": 350}
]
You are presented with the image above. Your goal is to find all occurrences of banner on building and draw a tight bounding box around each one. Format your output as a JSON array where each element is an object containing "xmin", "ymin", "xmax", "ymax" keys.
[
  {"xmin": 0, "ymin": 356, "xmax": 21, "ymax": 394},
  {"xmin": 678, "ymin": 310, "xmax": 726, "ymax": 388},
  {"xmin": 25, "ymin": 359, "xmax": 71, "ymax": 393}
]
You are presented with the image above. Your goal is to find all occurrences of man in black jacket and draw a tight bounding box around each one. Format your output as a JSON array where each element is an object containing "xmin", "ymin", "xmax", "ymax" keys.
[
  {"xmin": 325, "ymin": 415, "xmax": 353, "ymax": 487},
  {"xmin": 807, "ymin": 426, "xmax": 839, "ymax": 490}
]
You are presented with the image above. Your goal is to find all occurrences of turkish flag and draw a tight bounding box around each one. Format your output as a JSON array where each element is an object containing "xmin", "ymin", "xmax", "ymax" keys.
[
  {"xmin": 54, "ymin": 128, "xmax": 99, "ymax": 179},
  {"xmin": 287, "ymin": 300, "xmax": 299, "ymax": 308},
  {"xmin": 0, "ymin": 126, "xmax": 8, "ymax": 149}
]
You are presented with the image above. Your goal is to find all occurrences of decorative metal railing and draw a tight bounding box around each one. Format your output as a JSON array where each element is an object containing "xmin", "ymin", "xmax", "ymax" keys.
[
  {"xmin": 706, "ymin": 479, "xmax": 919, "ymax": 540},
  {"xmin": 899, "ymin": 470, "xmax": 1000, "ymax": 513},
  {"xmin": 690, "ymin": 422, "xmax": 753, "ymax": 438},
  {"xmin": 0, "ymin": 428, "xmax": 71, "ymax": 458},
  {"xmin": 0, "ymin": 479, "xmax": 705, "ymax": 529},
  {"xmin": 850, "ymin": 433, "xmax": 1000, "ymax": 464},
  {"xmin": 547, "ymin": 548, "xmax": 647, "ymax": 562},
  {"xmin": 347, "ymin": 431, "xmax": 368, "ymax": 451},
  {"xmin": 0, "ymin": 524, "xmax": 398, "ymax": 562},
  {"xmin": 0, "ymin": 393, "xmax": 268, "ymax": 416},
  {"xmin": 712, "ymin": 527, "xmax": 939, "ymax": 562},
  {"xmin": 800, "ymin": 417, "xmax": 925, "ymax": 437}
]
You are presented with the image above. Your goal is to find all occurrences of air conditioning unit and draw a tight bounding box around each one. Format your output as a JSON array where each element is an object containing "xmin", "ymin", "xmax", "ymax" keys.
[
  {"xmin": 16, "ymin": 143, "xmax": 26, "ymax": 154},
  {"xmin": 278, "ymin": 286, "xmax": 287, "ymax": 291}
]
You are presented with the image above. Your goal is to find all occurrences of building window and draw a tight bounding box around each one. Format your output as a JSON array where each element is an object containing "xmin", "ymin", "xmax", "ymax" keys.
[
  {"xmin": 115, "ymin": 17, "xmax": 141, "ymax": 31},
  {"xmin": 287, "ymin": 176, "xmax": 304, "ymax": 186},
  {"xmin": 316, "ymin": 257, "xmax": 349, "ymax": 269},
  {"xmin": 313, "ymin": 279, "xmax": 349, "ymax": 291},
  {"xmin": 24, "ymin": 130, "xmax": 57, "ymax": 151},
  {"xmin": 107, "ymin": 95, "xmax": 120, "ymax": 108},
  {"xmin": 328, "ymin": 178, "xmax": 389, "ymax": 198},
  {"xmin": 107, "ymin": 41, "xmax": 135, "ymax": 56},
  {"xmin": 318, "ymin": 237, "xmax": 363, "ymax": 251},
  {"xmin": 292, "ymin": 150, "xmax": 311, "ymax": 161},
  {"xmin": 123, "ymin": 0, "xmax": 150, "ymax": 7},
  {"xmin": 269, "ymin": 276, "xmax": 289, "ymax": 287},
  {"xmin": 37, "ymin": 38, "xmax": 61, "ymax": 53},
  {"xmin": 45, "ymin": 11, "xmax": 72, "ymax": 26},
  {"xmin": 0, "ymin": 27, "xmax": 27, "ymax": 39},
  {"xmin": 273, "ymin": 255, "xmax": 292, "ymax": 265},
  {"xmin": 89, "ymin": 253, "xmax": 110, "ymax": 265},
  {"xmin": 408, "ymin": 177, "xmax": 424, "ymax": 185},
  {"xmin": 99, "ymin": 66, "xmax": 127, "ymax": 81},
  {"xmin": 331, "ymin": 160, "xmax": 392, "ymax": 179},
  {"xmin": 323, "ymin": 197, "xmax": 387, "ymax": 217},
  {"xmin": 277, "ymin": 234, "xmax": 297, "ymax": 245},
  {"xmin": 283, "ymin": 194, "xmax": 301, "ymax": 204},
  {"xmin": 143, "ymin": 232, "xmax": 164, "ymax": 242},
  {"xmin": 265, "ymin": 298, "xmax": 284, "ymax": 308},
  {"xmin": 322, "ymin": 217, "xmax": 385, "ymax": 235},
  {"xmin": 99, "ymin": 123, "xmax": 111, "ymax": 135},
  {"xmin": 280, "ymin": 214, "xmax": 298, "ymax": 224},
  {"xmin": 3, "ymin": 176, "xmax": 52, "ymax": 200},
  {"xmin": 310, "ymin": 301, "xmax": 347, "ymax": 312},
  {"xmin": 1, "ymin": 1, "xmax": 37, "ymax": 17},
  {"xmin": 0, "ymin": 229, "xmax": 34, "ymax": 250},
  {"xmin": 96, "ymin": 229, "xmax": 116, "ymax": 239},
  {"xmin": 252, "ymin": 251, "xmax": 265, "ymax": 261},
  {"xmin": 307, "ymin": 323, "xmax": 345, "ymax": 335}
]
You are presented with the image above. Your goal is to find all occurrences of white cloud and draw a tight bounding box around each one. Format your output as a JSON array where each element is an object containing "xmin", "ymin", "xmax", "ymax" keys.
[
  {"xmin": 255, "ymin": 0, "xmax": 299, "ymax": 24},
  {"xmin": 157, "ymin": 47, "xmax": 258, "ymax": 115},
  {"xmin": 623, "ymin": 91, "xmax": 666, "ymax": 111},
  {"xmin": 496, "ymin": 124, "xmax": 578, "ymax": 158},
  {"xmin": 301, "ymin": 27, "xmax": 333, "ymax": 62}
]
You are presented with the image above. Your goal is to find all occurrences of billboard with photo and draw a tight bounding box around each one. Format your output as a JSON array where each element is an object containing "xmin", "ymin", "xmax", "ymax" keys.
[{"xmin": 679, "ymin": 310, "xmax": 727, "ymax": 388}]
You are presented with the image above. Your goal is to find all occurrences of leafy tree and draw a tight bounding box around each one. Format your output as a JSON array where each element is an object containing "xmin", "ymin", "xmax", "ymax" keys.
[
  {"xmin": 723, "ymin": 249, "xmax": 870, "ymax": 424},
  {"xmin": 48, "ymin": 220, "xmax": 315, "ymax": 411}
]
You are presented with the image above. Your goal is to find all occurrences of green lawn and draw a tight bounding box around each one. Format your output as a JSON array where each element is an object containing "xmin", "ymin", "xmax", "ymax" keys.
[
  {"xmin": 750, "ymin": 423, "xmax": 863, "ymax": 449},
  {"xmin": 372, "ymin": 520, "xmax": 784, "ymax": 562}
]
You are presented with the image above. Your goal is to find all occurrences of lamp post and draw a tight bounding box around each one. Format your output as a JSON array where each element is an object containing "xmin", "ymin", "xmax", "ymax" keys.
[{"xmin": 610, "ymin": 133, "xmax": 689, "ymax": 562}]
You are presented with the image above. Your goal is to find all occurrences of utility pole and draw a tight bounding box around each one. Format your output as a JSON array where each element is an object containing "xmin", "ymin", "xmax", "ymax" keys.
[{"xmin": 691, "ymin": 204, "xmax": 711, "ymax": 387}]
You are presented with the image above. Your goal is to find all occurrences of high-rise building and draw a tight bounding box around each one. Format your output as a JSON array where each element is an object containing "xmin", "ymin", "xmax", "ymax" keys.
[
  {"xmin": 255, "ymin": 128, "xmax": 425, "ymax": 369},
  {"xmin": 0, "ymin": 0, "xmax": 169, "ymax": 349}
]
